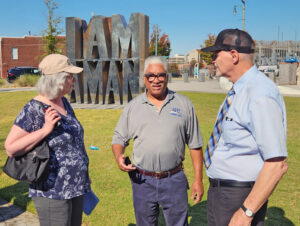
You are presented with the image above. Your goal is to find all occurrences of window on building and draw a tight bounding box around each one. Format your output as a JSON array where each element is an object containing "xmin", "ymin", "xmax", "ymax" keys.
[{"xmin": 12, "ymin": 48, "xmax": 18, "ymax": 60}]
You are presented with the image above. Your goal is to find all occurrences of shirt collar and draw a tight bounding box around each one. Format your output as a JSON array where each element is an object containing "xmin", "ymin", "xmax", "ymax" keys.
[
  {"xmin": 141, "ymin": 88, "xmax": 174, "ymax": 105},
  {"xmin": 232, "ymin": 65, "xmax": 257, "ymax": 94}
]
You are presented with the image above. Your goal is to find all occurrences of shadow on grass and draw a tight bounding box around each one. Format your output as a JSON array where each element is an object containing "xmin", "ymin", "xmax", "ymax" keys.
[
  {"xmin": 265, "ymin": 206, "xmax": 295, "ymax": 226},
  {"xmin": 189, "ymin": 201, "xmax": 207, "ymax": 226},
  {"xmin": 127, "ymin": 201, "xmax": 207, "ymax": 226},
  {"xmin": 127, "ymin": 203, "xmax": 295, "ymax": 226},
  {"xmin": 0, "ymin": 181, "xmax": 30, "ymax": 222}
]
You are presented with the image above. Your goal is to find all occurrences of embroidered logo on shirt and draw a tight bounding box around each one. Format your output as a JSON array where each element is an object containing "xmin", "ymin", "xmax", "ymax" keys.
[{"xmin": 169, "ymin": 107, "xmax": 182, "ymax": 117}]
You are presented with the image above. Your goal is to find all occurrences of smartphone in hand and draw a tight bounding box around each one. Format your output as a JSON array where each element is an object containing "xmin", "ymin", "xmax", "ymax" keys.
[
  {"xmin": 42, "ymin": 105, "xmax": 61, "ymax": 127},
  {"xmin": 124, "ymin": 156, "xmax": 131, "ymax": 165}
]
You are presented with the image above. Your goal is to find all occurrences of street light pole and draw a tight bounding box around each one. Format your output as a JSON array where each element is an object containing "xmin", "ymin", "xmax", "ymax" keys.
[
  {"xmin": 241, "ymin": 0, "xmax": 245, "ymax": 31},
  {"xmin": 234, "ymin": 1, "xmax": 246, "ymax": 31},
  {"xmin": 155, "ymin": 24, "xmax": 158, "ymax": 56}
]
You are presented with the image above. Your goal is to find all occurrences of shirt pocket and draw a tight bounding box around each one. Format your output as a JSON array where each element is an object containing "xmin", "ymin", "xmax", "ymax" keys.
[{"xmin": 221, "ymin": 116, "xmax": 244, "ymax": 145}]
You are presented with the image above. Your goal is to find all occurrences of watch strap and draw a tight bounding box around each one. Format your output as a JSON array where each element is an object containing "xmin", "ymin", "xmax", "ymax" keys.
[
  {"xmin": 241, "ymin": 204, "xmax": 247, "ymax": 212},
  {"xmin": 241, "ymin": 204, "xmax": 254, "ymax": 217}
]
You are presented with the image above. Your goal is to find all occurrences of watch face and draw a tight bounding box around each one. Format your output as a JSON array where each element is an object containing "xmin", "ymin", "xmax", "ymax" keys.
[{"xmin": 245, "ymin": 209, "xmax": 253, "ymax": 217}]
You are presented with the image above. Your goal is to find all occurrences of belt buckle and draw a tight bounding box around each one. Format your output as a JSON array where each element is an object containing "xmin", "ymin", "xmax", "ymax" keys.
[{"xmin": 154, "ymin": 171, "xmax": 162, "ymax": 178}]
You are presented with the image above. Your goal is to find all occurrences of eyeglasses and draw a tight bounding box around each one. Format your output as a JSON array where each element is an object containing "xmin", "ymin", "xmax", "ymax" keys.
[
  {"xmin": 212, "ymin": 51, "xmax": 222, "ymax": 61},
  {"xmin": 144, "ymin": 72, "xmax": 167, "ymax": 82},
  {"xmin": 212, "ymin": 49, "xmax": 239, "ymax": 61},
  {"xmin": 66, "ymin": 74, "xmax": 75, "ymax": 80}
]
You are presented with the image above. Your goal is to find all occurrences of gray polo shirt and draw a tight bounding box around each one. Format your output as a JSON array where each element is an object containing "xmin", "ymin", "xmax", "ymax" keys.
[{"xmin": 112, "ymin": 89, "xmax": 203, "ymax": 172}]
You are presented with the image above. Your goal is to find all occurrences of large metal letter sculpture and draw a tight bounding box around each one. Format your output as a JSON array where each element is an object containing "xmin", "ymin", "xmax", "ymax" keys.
[{"xmin": 66, "ymin": 13, "xmax": 149, "ymax": 105}]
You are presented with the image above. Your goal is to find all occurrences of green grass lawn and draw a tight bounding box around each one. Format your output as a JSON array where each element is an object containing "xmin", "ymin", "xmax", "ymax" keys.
[{"xmin": 0, "ymin": 91, "xmax": 299, "ymax": 226}]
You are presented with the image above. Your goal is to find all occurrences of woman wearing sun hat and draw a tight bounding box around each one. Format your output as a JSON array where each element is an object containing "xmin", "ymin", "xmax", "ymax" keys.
[{"xmin": 5, "ymin": 54, "xmax": 90, "ymax": 226}]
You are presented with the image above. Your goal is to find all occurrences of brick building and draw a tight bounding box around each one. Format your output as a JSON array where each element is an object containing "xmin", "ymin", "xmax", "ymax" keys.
[{"xmin": 0, "ymin": 36, "xmax": 65, "ymax": 78}]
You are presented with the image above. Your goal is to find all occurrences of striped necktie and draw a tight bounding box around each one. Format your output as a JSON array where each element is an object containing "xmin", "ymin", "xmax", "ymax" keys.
[{"xmin": 204, "ymin": 89, "xmax": 235, "ymax": 169}]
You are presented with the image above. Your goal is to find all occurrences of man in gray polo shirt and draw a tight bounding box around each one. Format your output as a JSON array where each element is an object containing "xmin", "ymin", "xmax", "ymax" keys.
[{"xmin": 112, "ymin": 56, "xmax": 204, "ymax": 226}]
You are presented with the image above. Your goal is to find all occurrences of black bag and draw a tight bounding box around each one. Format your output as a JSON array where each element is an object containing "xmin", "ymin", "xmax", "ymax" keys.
[
  {"xmin": 3, "ymin": 140, "xmax": 50, "ymax": 183},
  {"xmin": 3, "ymin": 100, "xmax": 52, "ymax": 183}
]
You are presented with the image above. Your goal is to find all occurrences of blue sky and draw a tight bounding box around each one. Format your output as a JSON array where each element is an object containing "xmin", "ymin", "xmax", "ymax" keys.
[{"xmin": 1, "ymin": 0, "xmax": 300, "ymax": 56}]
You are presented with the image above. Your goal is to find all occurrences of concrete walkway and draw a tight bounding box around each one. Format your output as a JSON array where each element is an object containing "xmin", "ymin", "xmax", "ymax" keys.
[
  {"xmin": 0, "ymin": 79, "xmax": 299, "ymax": 97},
  {"xmin": 69, "ymin": 79, "xmax": 300, "ymax": 110},
  {"xmin": 0, "ymin": 87, "xmax": 36, "ymax": 93},
  {"xmin": 277, "ymin": 85, "xmax": 300, "ymax": 97},
  {"xmin": 168, "ymin": 79, "xmax": 300, "ymax": 97},
  {"xmin": 0, "ymin": 198, "xmax": 39, "ymax": 226}
]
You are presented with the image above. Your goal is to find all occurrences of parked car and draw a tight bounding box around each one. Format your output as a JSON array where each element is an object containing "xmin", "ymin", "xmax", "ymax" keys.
[
  {"xmin": 7, "ymin": 67, "xmax": 41, "ymax": 83},
  {"xmin": 171, "ymin": 73, "xmax": 182, "ymax": 78}
]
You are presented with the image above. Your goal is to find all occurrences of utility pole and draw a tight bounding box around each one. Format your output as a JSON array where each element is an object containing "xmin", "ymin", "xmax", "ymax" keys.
[
  {"xmin": 155, "ymin": 24, "xmax": 158, "ymax": 56},
  {"xmin": 234, "ymin": 0, "xmax": 246, "ymax": 31},
  {"xmin": 295, "ymin": 31, "xmax": 297, "ymax": 57},
  {"xmin": 241, "ymin": 0, "xmax": 245, "ymax": 31}
]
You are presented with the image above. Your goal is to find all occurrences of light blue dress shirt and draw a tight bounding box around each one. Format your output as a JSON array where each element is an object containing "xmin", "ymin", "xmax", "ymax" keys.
[{"xmin": 207, "ymin": 65, "xmax": 287, "ymax": 181}]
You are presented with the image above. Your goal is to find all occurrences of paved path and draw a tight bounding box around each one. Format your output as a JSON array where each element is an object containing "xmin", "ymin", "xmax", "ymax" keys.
[
  {"xmin": 69, "ymin": 79, "xmax": 300, "ymax": 110},
  {"xmin": 169, "ymin": 79, "xmax": 228, "ymax": 94},
  {"xmin": 0, "ymin": 198, "xmax": 39, "ymax": 226},
  {"xmin": 0, "ymin": 87, "xmax": 36, "ymax": 93},
  {"xmin": 168, "ymin": 79, "xmax": 300, "ymax": 97},
  {"xmin": 1, "ymin": 79, "xmax": 299, "ymax": 98}
]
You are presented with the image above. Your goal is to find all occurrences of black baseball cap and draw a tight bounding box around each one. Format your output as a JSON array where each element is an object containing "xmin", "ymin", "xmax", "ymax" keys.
[{"xmin": 201, "ymin": 28, "xmax": 255, "ymax": 53}]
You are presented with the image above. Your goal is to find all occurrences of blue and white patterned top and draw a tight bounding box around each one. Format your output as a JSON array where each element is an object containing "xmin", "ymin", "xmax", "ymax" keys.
[{"xmin": 14, "ymin": 97, "xmax": 91, "ymax": 200}]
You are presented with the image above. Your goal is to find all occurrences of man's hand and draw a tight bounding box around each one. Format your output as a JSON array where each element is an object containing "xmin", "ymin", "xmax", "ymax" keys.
[
  {"xmin": 191, "ymin": 180, "xmax": 204, "ymax": 205},
  {"xmin": 190, "ymin": 148, "xmax": 204, "ymax": 205},
  {"xmin": 116, "ymin": 154, "xmax": 136, "ymax": 172},
  {"xmin": 112, "ymin": 144, "xmax": 136, "ymax": 172},
  {"xmin": 229, "ymin": 208, "xmax": 252, "ymax": 226}
]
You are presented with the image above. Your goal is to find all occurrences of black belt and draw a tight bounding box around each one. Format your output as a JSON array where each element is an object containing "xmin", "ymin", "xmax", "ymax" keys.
[
  {"xmin": 209, "ymin": 178, "xmax": 255, "ymax": 188},
  {"xmin": 136, "ymin": 164, "xmax": 183, "ymax": 179}
]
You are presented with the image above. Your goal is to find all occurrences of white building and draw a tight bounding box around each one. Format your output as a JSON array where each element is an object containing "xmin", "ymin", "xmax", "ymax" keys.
[
  {"xmin": 168, "ymin": 54, "xmax": 186, "ymax": 64},
  {"xmin": 187, "ymin": 49, "xmax": 200, "ymax": 64}
]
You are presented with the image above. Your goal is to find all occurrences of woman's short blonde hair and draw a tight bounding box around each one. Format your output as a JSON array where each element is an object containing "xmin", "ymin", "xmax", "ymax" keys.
[{"xmin": 36, "ymin": 72, "xmax": 68, "ymax": 100}]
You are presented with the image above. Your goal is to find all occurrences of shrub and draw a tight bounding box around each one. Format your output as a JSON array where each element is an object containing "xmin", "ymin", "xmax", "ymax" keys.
[
  {"xmin": 0, "ymin": 79, "xmax": 13, "ymax": 88},
  {"xmin": 15, "ymin": 74, "xmax": 40, "ymax": 87},
  {"xmin": 0, "ymin": 79, "xmax": 7, "ymax": 87}
]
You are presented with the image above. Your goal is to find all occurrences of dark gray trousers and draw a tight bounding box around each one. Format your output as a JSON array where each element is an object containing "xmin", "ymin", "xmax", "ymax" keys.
[
  {"xmin": 207, "ymin": 183, "xmax": 268, "ymax": 226},
  {"xmin": 32, "ymin": 195, "xmax": 84, "ymax": 226}
]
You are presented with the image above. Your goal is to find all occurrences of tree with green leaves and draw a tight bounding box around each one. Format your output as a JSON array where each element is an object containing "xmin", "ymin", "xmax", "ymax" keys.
[
  {"xmin": 199, "ymin": 34, "xmax": 216, "ymax": 65},
  {"xmin": 149, "ymin": 25, "xmax": 171, "ymax": 57},
  {"xmin": 42, "ymin": 0, "xmax": 64, "ymax": 55}
]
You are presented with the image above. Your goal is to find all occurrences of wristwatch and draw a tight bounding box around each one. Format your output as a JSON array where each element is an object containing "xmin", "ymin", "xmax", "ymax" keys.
[{"xmin": 241, "ymin": 204, "xmax": 254, "ymax": 217}]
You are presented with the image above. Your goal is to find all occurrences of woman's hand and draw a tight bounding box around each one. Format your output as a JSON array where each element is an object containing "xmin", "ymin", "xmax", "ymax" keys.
[{"xmin": 43, "ymin": 107, "xmax": 61, "ymax": 134}]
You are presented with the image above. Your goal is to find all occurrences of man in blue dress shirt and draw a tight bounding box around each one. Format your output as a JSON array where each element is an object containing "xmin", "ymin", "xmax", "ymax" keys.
[{"xmin": 201, "ymin": 28, "xmax": 288, "ymax": 226}]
